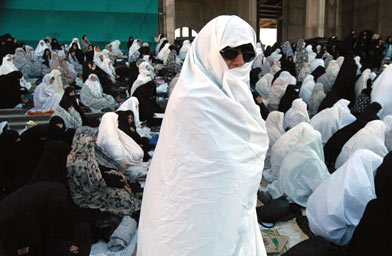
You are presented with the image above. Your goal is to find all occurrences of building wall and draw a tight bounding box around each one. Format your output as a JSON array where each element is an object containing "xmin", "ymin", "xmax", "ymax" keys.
[
  {"xmin": 282, "ymin": 0, "xmax": 306, "ymax": 42},
  {"xmin": 175, "ymin": 0, "xmax": 257, "ymax": 33}
]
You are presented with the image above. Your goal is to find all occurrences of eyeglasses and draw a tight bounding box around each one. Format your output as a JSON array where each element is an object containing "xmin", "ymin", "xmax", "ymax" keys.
[{"xmin": 220, "ymin": 44, "xmax": 256, "ymax": 63}]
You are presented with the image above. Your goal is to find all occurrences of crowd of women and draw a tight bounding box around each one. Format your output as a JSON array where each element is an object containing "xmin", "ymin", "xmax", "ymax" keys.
[
  {"xmin": 0, "ymin": 32, "xmax": 187, "ymax": 255},
  {"xmin": 1, "ymin": 23, "xmax": 392, "ymax": 255}
]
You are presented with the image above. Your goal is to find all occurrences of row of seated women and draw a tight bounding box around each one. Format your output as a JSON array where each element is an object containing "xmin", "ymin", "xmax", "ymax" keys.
[{"xmin": 0, "ymin": 108, "xmax": 154, "ymax": 255}]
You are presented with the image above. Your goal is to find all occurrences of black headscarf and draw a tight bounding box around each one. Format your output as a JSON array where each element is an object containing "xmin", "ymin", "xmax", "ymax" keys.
[
  {"xmin": 374, "ymin": 151, "xmax": 392, "ymax": 199},
  {"xmin": 332, "ymin": 57, "xmax": 358, "ymax": 107},
  {"xmin": 251, "ymin": 91, "xmax": 269, "ymax": 120},
  {"xmin": 116, "ymin": 110, "xmax": 142, "ymax": 143},
  {"xmin": 42, "ymin": 49, "xmax": 51, "ymax": 68},
  {"xmin": 59, "ymin": 86, "xmax": 87, "ymax": 124},
  {"xmin": 278, "ymin": 84, "xmax": 300, "ymax": 113},
  {"xmin": 127, "ymin": 37, "xmax": 134, "ymax": 51},
  {"xmin": 250, "ymin": 68, "xmax": 261, "ymax": 89},
  {"xmin": 51, "ymin": 38, "xmax": 62, "ymax": 51},
  {"xmin": 30, "ymin": 140, "xmax": 71, "ymax": 185},
  {"xmin": 281, "ymin": 56, "xmax": 296, "ymax": 77},
  {"xmin": 0, "ymin": 71, "xmax": 23, "ymax": 109},
  {"xmin": 323, "ymin": 102, "xmax": 381, "ymax": 172},
  {"xmin": 311, "ymin": 65, "xmax": 326, "ymax": 81},
  {"xmin": 85, "ymin": 45, "xmax": 94, "ymax": 62},
  {"xmin": 71, "ymin": 42, "xmax": 84, "ymax": 64}
]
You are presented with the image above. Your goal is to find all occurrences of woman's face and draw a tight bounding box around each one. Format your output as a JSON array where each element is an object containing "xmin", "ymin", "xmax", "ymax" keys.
[
  {"xmin": 224, "ymin": 51, "xmax": 245, "ymax": 69},
  {"xmin": 72, "ymin": 44, "xmax": 77, "ymax": 50},
  {"xmin": 56, "ymin": 122, "xmax": 64, "ymax": 129},
  {"xmin": 91, "ymin": 76, "xmax": 97, "ymax": 82},
  {"xmin": 128, "ymin": 114, "xmax": 134, "ymax": 125},
  {"xmin": 40, "ymin": 42, "xmax": 44, "ymax": 47},
  {"xmin": 69, "ymin": 90, "xmax": 76, "ymax": 97},
  {"xmin": 66, "ymin": 154, "xmax": 72, "ymax": 168},
  {"xmin": 49, "ymin": 78, "xmax": 55, "ymax": 84}
]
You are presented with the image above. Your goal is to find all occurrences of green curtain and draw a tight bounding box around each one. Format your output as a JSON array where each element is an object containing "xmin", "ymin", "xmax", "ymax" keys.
[{"xmin": 0, "ymin": 0, "xmax": 158, "ymax": 51}]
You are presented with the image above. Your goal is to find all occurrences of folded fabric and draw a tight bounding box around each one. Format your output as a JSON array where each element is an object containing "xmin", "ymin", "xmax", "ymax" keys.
[{"xmin": 108, "ymin": 216, "xmax": 137, "ymax": 252}]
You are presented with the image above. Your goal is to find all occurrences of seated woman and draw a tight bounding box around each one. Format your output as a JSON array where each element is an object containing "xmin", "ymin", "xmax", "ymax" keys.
[
  {"xmin": 53, "ymin": 87, "xmax": 86, "ymax": 129},
  {"xmin": 13, "ymin": 47, "xmax": 43, "ymax": 80},
  {"xmin": 80, "ymin": 74, "xmax": 116, "ymax": 112},
  {"xmin": 130, "ymin": 62, "xmax": 161, "ymax": 125},
  {"xmin": 306, "ymin": 149, "xmax": 383, "ymax": 246},
  {"xmin": 0, "ymin": 71, "xmax": 26, "ymax": 109},
  {"xmin": 0, "ymin": 181, "xmax": 91, "ymax": 256},
  {"xmin": 42, "ymin": 49, "xmax": 51, "ymax": 69},
  {"xmin": 68, "ymin": 48, "xmax": 83, "ymax": 75},
  {"xmin": 97, "ymin": 112, "xmax": 149, "ymax": 178},
  {"xmin": 32, "ymin": 74, "xmax": 62, "ymax": 111},
  {"xmin": 117, "ymin": 96, "xmax": 152, "ymax": 139},
  {"xmin": 265, "ymin": 122, "xmax": 330, "ymax": 207},
  {"xmin": 117, "ymin": 110, "xmax": 151, "ymax": 162},
  {"xmin": 68, "ymin": 126, "xmax": 140, "ymax": 216},
  {"xmin": 49, "ymin": 69, "xmax": 64, "ymax": 95},
  {"xmin": 50, "ymin": 51, "xmax": 75, "ymax": 86}
]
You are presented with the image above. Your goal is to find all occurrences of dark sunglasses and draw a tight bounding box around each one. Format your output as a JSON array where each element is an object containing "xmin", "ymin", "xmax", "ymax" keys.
[{"xmin": 220, "ymin": 44, "xmax": 256, "ymax": 62}]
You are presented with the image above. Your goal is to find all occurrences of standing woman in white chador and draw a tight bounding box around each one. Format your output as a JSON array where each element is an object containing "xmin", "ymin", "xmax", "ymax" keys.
[{"xmin": 137, "ymin": 15, "xmax": 268, "ymax": 256}]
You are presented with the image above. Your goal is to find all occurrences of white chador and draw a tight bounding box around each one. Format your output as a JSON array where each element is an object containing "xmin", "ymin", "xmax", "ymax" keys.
[
  {"xmin": 307, "ymin": 149, "xmax": 383, "ymax": 245},
  {"xmin": 137, "ymin": 15, "xmax": 268, "ymax": 256}
]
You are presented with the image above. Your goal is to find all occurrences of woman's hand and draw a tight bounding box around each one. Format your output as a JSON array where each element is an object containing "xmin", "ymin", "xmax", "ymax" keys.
[
  {"xmin": 121, "ymin": 162, "xmax": 129, "ymax": 169},
  {"xmin": 70, "ymin": 245, "xmax": 79, "ymax": 254}
]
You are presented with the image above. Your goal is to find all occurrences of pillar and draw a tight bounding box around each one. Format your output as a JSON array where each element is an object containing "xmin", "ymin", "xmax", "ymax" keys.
[
  {"xmin": 164, "ymin": 0, "xmax": 175, "ymax": 43},
  {"xmin": 305, "ymin": 0, "xmax": 325, "ymax": 38}
]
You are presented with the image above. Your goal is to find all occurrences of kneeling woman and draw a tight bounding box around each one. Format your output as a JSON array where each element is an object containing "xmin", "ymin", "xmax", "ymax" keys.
[
  {"xmin": 97, "ymin": 112, "xmax": 149, "ymax": 178},
  {"xmin": 53, "ymin": 87, "xmax": 87, "ymax": 129},
  {"xmin": 80, "ymin": 74, "xmax": 116, "ymax": 112},
  {"xmin": 117, "ymin": 110, "xmax": 151, "ymax": 162},
  {"xmin": 68, "ymin": 127, "xmax": 140, "ymax": 216}
]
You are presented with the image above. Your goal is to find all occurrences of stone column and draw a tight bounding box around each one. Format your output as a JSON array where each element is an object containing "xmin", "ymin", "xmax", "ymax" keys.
[
  {"xmin": 305, "ymin": 0, "xmax": 325, "ymax": 38},
  {"xmin": 164, "ymin": 0, "xmax": 175, "ymax": 43}
]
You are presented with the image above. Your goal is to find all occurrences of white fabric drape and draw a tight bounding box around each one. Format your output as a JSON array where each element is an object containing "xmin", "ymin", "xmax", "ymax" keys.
[
  {"xmin": 284, "ymin": 98, "xmax": 310, "ymax": 130},
  {"xmin": 355, "ymin": 68, "xmax": 371, "ymax": 98},
  {"xmin": 307, "ymin": 149, "xmax": 383, "ymax": 245},
  {"xmin": 179, "ymin": 40, "xmax": 191, "ymax": 60},
  {"xmin": 371, "ymin": 64, "xmax": 392, "ymax": 118},
  {"xmin": 137, "ymin": 15, "xmax": 268, "ymax": 256},
  {"xmin": 335, "ymin": 120, "xmax": 388, "ymax": 169},
  {"xmin": 96, "ymin": 112, "xmax": 145, "ymax": 167},
  {"xmin": 32, "ymin": 74, "xmax": 62, "ymax": 111},
  {"xmin": 130, "ymin": 62, "xmax": 154, "ymax": 96},
  {"xmin": 310, "ymin": 99, "xmax": 356, "ymax": 145},
  {"xmin": 35, "ymin": 40, "xmax": 48, "ymax": 57},
  {"xmin": 266, "ymin": 122, "xmax": 329, "ymax": 207},
  {"xmin": 299, "ymin": 74, "xmax": 315, "ymax": 104}
]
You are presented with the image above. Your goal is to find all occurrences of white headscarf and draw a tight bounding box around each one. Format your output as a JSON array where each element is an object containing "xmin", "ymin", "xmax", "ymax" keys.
[
  {"xmin": 49, "ymin": 69, "xmax": 64, "ymax": 95},
  {"xmin": 307, "ymin": 149, "xmax": 383, "ymax": 245},
  {"xmin": 128, "ymin": 40, "xmax": 141, "ymax": 59},
  {"xmin": 255, "ymin": 73, "xmax": 274, "ymax": 100},
  {"xmin": 96, "ymin": 112, "xmax": 144, "ymax": 166},
  {"xmin": 336, "ymin": 56, "xmax": 345, "ymax": 68},
  {"xmin": 117, "ymin": 97, "xmax": 152, "ymax": 139},
  {"xmin": 0, "ymin": 56, "xmax": 18, "ymax": 75},
  {"xmin": 32, "ymin": 74, "xmax": 62, "ymax": 111},
  {"xmin": 155, "ymin": 37, "xmax": 167, "ymax": 55},
  {"xmin": 266, "ymin": 122, "xmax": 329, "ymax": 207},
  {"xmin": 268, "ymin": 72, "xmax": 297, "ymax": 111},
  {"xmin": 284, "ymin": 98, "xmax": 310, "ymax": 129},
  {"xmin": 269, "ymin": 122, "xmax": 325, "ymax": 184},
  {"xmin": 68, "ymin": 38, "xmax": 81, "ymax": 50},
  {"xmin": 306, "ymin": 45, "xmax": 316, "ymax": 62},
  {"xmin": 335, "ymin": 120, "xmax": 388, "ymax": 169},
  {"xmin": 299, "ymin": 74, "xmax": 315, "ymax": 104},
  {"xmin": 310, "ymin": 58, "xmax": 325, "ymax": 72},
  {"xmin": 130, "ymin": 62, "xmax": 154, "ymax": 96},
  {"xmin": 157, "ymin": 43, "xmax": 170, "ymax": 62},
  {"xmin": 354, "ymin": 56, "xmax": 362, "ymax": 76},
  {"xmin": 326, "ymin": 59, "xmax": 340, "ymax": 87},
  {"xmin": 310, "ymin": 99, "xmax": 356, "ymax": 145},
  {"xmin": 265, "ymin": 111, "xmax": 285, "ymax": 147},
  {"xmin": 355, "ymin": 68, "xmax": 371, "ymax": 98},
  {"xmin": 109, "ymin": 40, "xmax": 123, "ymax": 56},
  {"xmin": 384, "ymin": 115, "xmax": 392, "ymax": 151},
  {"xmin": 35, "ymin": 40, "xmax": 48, "ymax": 57},
  {"xmin": 270, "ymin": 49, "xmax": 282, "ymax": 62},
  {"xmin": 138, "ymin": 15, "xmax": 268, "ymax": 256},
  {"xmin": 179, "ymin": 40, "xmax": 191, "ymax": 60},
  {"xmin": 85, "ymin": 74, "xmax": 103, "ymax": 97},
  {"xmin": 371, "ymin": 64, "xmax": 392, "ymax": 118}
]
